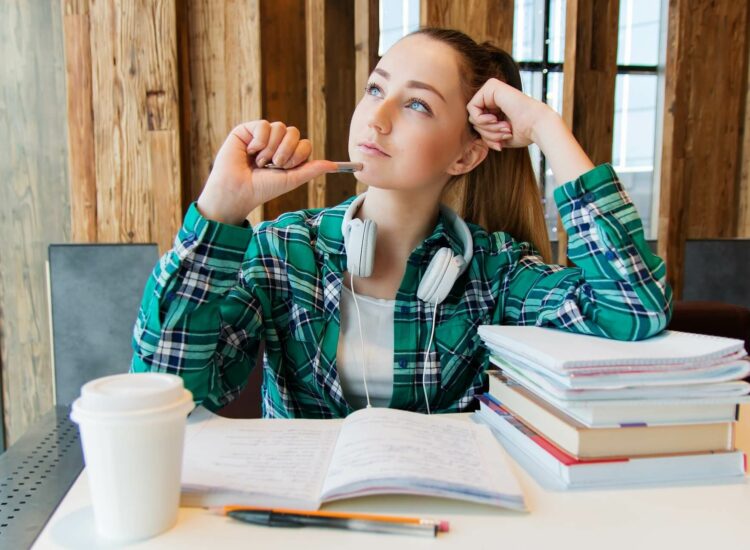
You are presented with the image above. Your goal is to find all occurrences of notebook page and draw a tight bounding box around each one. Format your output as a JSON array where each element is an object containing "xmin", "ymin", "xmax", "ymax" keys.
[
  {"xmin": 320, "ymin": 407, "xmax": 525, "ymax": 509},
  {"xmin": 478, "ymin": 326, "xmax": 746, "ymax": 370},
  {"xmin": 180, "ymin": 412, "xmax": 342, "ymax": 509}
]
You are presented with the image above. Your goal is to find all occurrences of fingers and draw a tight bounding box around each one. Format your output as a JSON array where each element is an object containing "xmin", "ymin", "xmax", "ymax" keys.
[
  {"xmin": 280, "ymin": 139, "xmax": 312, "ymax": 169},
  {"xmin": 470, "ymin": 113, "xmax": 513, "ymax": 148},
  {"xmin": 473, "ymin": 120, "xmax": 512, "ymax": 136},
  {"xmin": 244, "ymin": 121, "xmax": 270, "ymax": 154},
  {"xmin": 269, "ymin": 126, "xmax": 302, "ymax": 167},
  {"xmin": 238, "ymin": 120, "xmax": 302, "ymax": 168},
  {"xmin": 254, "ymin": 122, "xmax": 288, "ymax": 167},
  {"xmin": 466, "ymin": 80, "xmax": 500, "ymax": 120}
]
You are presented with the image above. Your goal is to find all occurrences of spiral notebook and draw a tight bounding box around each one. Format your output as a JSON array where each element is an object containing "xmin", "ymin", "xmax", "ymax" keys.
[{"xmin": 477, "ymin": 326, "xmax": 747, "ymax": 372}]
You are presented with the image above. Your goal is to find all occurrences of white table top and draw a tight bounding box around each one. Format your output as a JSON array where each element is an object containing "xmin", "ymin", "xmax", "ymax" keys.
[{"xmin": 33, "ymin": 413, "xmax": 750, "ymax": 550}]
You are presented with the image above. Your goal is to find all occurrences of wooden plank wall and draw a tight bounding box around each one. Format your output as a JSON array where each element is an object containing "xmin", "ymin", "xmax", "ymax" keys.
[
  {"xmin": 180, "ymin": 0, "xmax": 263, "ymax": 224},
  {"xmin": 1, "ymin": 0, "xmax": 71, "ymax": 446},
  {"xmin": 741, "ymin": 40, "xmax": 750, "ymax": 238},
  {"xmin": 306, "ymin": 0, "xmax": 358, "ymax": 210},
  {"xmin": 558, "ymin": 0, "xmax": 620, "ymax": 264},
  {"xmin": 421, "ymin": 0, "xmax": 514, "ymax": 51},
  {"xmin": 658, "ymin": 0, "xmax": 750, "ymax": 298},
  {"xmin": 85, "ymin": 0, "xmax": 183, "ymax": 254},
  {"xmin": 260, "ymin": 0, "xmax": 308, "ymax": 221}
]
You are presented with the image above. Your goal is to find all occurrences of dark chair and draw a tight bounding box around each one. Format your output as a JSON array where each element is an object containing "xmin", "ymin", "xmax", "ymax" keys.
[
  {"xmin": 668, "ymin": 301, "xmax": 750, "ymax": 356},
  {"xmin": 682, "ymin": 239, "xmax": 750, "ymax": 310},
  {"xmin": 215, "ymin": 342, "xmax": 264, "ymax": 419},
  {"xmin": 47, "ymin": 244, "xmax": 159, "ymax": 406}
]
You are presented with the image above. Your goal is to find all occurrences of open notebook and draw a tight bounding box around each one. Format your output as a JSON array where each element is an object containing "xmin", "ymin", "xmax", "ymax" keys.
[{"xmin": 180, "ymin": 406, "xmax": 526, "ymax": 512}]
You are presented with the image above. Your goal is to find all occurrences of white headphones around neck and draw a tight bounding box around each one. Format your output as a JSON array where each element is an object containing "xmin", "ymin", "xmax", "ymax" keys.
[{"xmin": 341, "ymin": 192, "xmax": 474, "ymax": 305}]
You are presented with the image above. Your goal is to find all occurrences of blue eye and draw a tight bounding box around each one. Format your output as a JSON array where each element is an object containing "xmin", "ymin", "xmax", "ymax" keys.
[
  {"xmin": 407, "ymin": 98, "xmax": 430, "ymax": 113},
  {"xmin": 364, "ymin": 82, "xmax": 432, "ymax": 115},
  {"xmin": 365, "ymin": 83, "xmax": 382, "ymax": 97}
]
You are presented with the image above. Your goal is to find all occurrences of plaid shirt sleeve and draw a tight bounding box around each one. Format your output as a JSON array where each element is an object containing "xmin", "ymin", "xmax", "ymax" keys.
[
  {"xmin": 130, "ymin": 203, "xmax": 266, "ymax": 409},
  {"xmin": 493, "ymin": 163, "xmax": 673, "ymax": 341}
]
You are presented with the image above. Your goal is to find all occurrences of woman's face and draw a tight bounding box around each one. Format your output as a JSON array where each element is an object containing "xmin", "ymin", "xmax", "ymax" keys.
[{"xmin": 348, "ymin": 34, "xmax": 479, "ymax": 192}]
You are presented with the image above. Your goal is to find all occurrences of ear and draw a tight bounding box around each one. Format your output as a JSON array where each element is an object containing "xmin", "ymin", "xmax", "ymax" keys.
[{"xmin": 446, "ymin": 136, "xmax": 489, "ymax": 176}]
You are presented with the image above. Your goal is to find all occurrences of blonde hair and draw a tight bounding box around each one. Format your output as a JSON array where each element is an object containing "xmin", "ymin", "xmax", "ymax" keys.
[{"xmin": 409, "ymin": 27, "xmax": 552, "ymax": 263}]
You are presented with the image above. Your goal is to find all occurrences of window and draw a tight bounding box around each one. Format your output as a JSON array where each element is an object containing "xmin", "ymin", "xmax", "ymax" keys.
[
  {"xmin": 513, "ymin": 0, "xmax": 665, "ymax": 240},
  {"xmin": 513, "ymin": 0, "xmax": 567, "ymax": 240},
  {"xmin": 379, "ymin": 0, "xmax": 421, "ymax": 56},
  {"xmin": 613, "ymin": 0, "xmax": 666, "ymax": 240}
]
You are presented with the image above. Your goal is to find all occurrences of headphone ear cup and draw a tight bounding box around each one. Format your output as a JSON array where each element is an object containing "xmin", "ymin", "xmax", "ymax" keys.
[
  {"xmin": 345, "ymin": 218, "xmax": 376, "ymax": 277},
  {"xmin": 417, "ymin": 247, "xmax": 461, "ymax": 304}
]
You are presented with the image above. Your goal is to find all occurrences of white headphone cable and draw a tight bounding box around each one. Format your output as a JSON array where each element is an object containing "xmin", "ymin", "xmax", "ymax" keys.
[
  {"xmin": 350, "ymin": 271, "xmax": 372, "ymax": 408},
  {"xmin": 422, "ymin": 301, "xmax": 439, "ymax": 415}
]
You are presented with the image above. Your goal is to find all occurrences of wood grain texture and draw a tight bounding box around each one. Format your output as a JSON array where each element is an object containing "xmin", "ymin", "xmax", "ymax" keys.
[
  {"xmin": 658, "ymin": 0, "xmax": 749, "ymax": 297},
  {"xmin": 88, "ymin": 0, "xmax": 182, "ymax": 254},
  {"xmin": 738, "ymin": 9, "xmax": 750, "ymax": 238},
  {"xmin": 323, "ymin": 0, "xmax": 357, "ymax": 207},
  {"xmin": 305, "ymin": 0, "xmax": 358, "ymax": 210},
  {"xmin": 1, "ymin": 0, "xmax": 71, "ymax": 444},
  {"xmin": 261, "ymin": 0, "xmax": 308, "ymax": 220},
  {"xmin": 557, "ymin": 0, "xmax": 619, "ymax": 265},
  {"xmin": 657, "ymin": 0, "xmax": 689, "ymax": 299},
  {"xmin": 306, "ymin": 0, "xmax": 328, "ymax": 210},
  {"xmin": 421, "ymin": 0, "xmax": 514, "ymax": 52},
  {"xmin": 183, "ymin": 0, "xmax": 263, "ymax": 225},
  {"xmin": 62, "ymin": 0, "xmax": 97, "ymax": 243},
  {"xmin": 354, "ymin": 0, "xmax": 380, "ymax": 196},
  {"xmin": 680, "ymin": 2, "xmax": 746, "ymax": 240}
]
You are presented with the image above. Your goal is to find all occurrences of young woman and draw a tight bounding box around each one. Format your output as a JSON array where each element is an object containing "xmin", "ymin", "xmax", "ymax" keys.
[{"xmin": 131, "ymin": 27, "xmax": 672, "ymax": 417}]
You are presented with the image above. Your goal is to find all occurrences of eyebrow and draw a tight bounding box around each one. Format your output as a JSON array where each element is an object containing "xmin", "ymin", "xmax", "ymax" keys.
[{"xmin": 372, "ymin": 68, "xmax": 447, "ymax": 103}]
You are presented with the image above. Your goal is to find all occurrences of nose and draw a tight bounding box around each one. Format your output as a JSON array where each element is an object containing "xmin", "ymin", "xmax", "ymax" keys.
[{"xmin": 366, "ymin": 101, "xmax": 392, "ymax": 134}]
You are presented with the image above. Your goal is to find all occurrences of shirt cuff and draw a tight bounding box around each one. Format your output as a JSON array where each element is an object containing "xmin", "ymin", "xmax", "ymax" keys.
[
  {"xmin": 175, "ymin": 202, "xmax": 255, "ymax": 266},
  {"xmin": 552, "ymin": 163, "xmax": 632, "ymax": 226}
]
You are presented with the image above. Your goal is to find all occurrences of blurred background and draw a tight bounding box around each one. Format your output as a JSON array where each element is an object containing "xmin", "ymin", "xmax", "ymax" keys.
[{"xmin": 1, "ymin": 0, "xmax": 748, "ymax": 448}]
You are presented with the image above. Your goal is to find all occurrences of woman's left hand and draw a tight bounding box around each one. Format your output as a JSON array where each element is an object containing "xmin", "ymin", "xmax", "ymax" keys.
[{"xmin": 466, "ymin": 77, "xmax": 553, "ymax": 151}]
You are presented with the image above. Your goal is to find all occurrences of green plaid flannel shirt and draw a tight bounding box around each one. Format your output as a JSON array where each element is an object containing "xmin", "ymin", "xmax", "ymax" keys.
[{"xmin": 131, "ymin": 163, "xmax": 673, "ymax": 416}]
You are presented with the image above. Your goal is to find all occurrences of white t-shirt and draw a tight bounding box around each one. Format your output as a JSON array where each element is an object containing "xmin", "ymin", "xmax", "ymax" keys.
[{"xmin": 336, "ymin": 284, "xmax": 395, "ymax": 409}]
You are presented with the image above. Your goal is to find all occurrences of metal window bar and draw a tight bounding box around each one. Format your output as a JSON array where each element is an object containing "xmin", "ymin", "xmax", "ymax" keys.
[{"xmin": 515, "ymin": 0, "xmax": 659, "ymax": 241}]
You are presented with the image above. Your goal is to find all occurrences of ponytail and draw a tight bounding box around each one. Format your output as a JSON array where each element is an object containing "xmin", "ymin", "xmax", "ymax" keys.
[{"xmin": 410, "ymin": 28, "xmax": 553, "ymax": 263}]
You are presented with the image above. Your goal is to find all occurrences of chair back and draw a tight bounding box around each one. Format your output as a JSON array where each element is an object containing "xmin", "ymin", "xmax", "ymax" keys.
[
  {"xmin": 47, "ymin": 243, "xmax": 159, "ymax": 405},
  {"xmin": 683, "ymin": 239, "xmax": 750, "ymax": 309}
]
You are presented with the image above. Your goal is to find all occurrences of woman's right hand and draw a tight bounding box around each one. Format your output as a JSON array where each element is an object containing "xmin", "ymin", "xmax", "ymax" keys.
[{"xmin": 196, "ymin": 120, "xmax": 339, "ymax": 225}]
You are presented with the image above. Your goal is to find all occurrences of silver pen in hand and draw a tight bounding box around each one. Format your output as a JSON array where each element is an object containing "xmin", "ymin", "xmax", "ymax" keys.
[{"xmin": 262, "ymin": 161, "xmax": 364, "ymax": 173}]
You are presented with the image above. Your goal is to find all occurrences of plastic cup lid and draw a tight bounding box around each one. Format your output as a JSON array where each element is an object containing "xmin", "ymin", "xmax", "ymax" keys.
[{"xmin": 74, "ymin": 372, "xmax": 191, "ymax": 415}]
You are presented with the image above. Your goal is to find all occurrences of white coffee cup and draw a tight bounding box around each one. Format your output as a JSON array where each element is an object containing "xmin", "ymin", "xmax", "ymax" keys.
[{"xmin": 70, "ymin": 372, "xmax": 194, "ymax": 543}]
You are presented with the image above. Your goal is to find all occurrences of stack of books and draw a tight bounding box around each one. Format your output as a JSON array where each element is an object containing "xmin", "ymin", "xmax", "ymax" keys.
[{"xmin": 473, "ymin": 326, "xmax": 750, "ymax": 488}]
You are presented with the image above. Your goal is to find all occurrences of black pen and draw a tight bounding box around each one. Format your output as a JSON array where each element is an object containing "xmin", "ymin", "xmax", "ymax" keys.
[{"xmin": 225, "ymin": 509, "xmax": 439, "ymax": 537}]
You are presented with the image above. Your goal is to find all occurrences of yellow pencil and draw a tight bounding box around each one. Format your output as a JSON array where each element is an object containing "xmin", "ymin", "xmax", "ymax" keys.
[{"xmin": 208, "ymin": 505, "xmax": 450, "ymax": 532}]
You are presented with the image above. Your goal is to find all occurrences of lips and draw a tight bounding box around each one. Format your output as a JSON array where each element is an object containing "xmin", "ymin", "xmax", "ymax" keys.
[{"xmin": 358, "ymin": 141, "xmax": 390, "ymax": 157}]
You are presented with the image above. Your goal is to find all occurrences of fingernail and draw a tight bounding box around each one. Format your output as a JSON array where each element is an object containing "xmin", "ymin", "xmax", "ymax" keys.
[{"xmin": 256, "ymin": 156, "xmax": 266, "ymax": 167}]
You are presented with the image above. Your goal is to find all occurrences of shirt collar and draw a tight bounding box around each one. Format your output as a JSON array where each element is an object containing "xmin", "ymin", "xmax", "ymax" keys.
[{"xmin": 315, "ymin": 195, "xmax": 466, "ymax": 262}]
